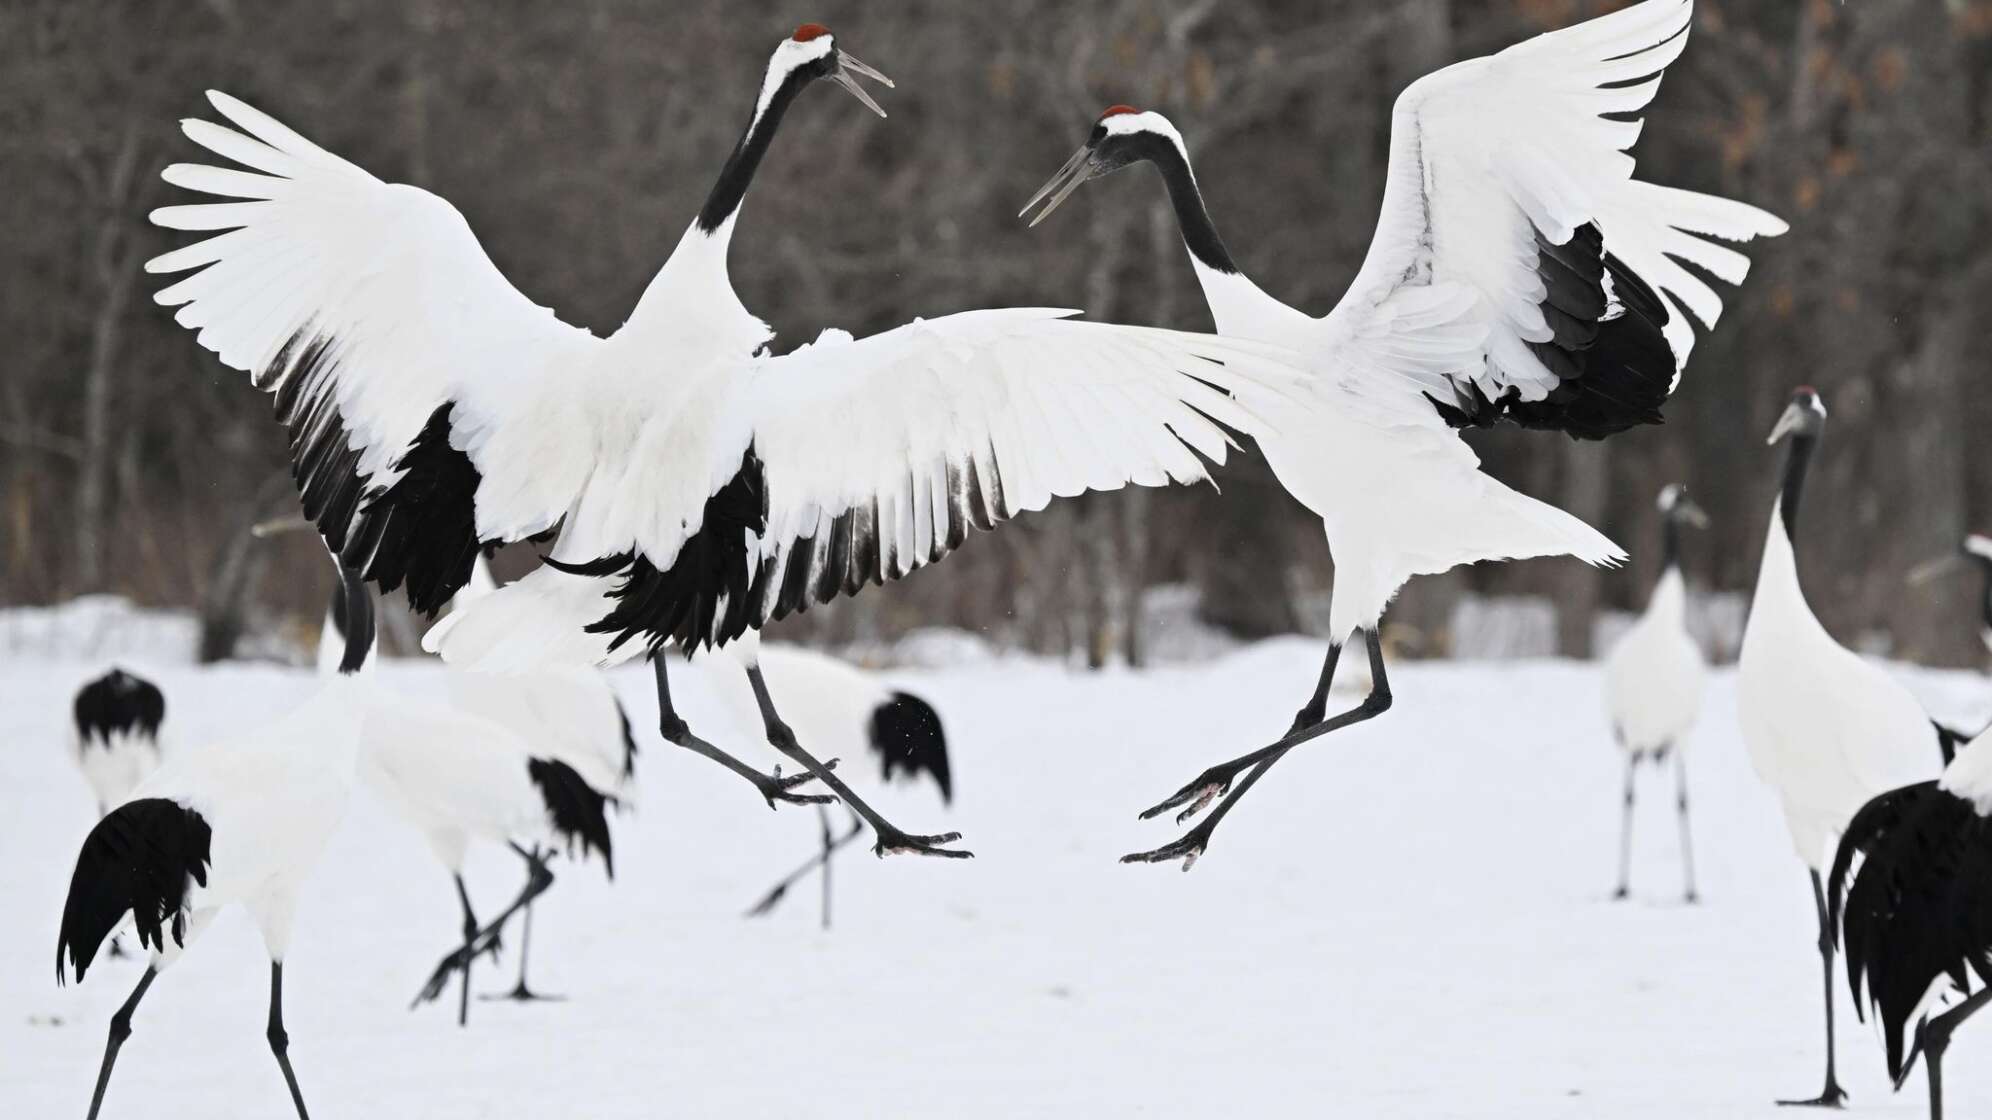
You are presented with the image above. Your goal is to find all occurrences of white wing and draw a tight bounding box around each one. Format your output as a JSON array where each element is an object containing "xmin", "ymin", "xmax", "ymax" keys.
[
  {"xmin": 1329, "ymin": 0, "xmax": 1785, "ymax": 436},
  {"xmin": 146, "ymin": 91, "xmax": 599, "ymax": 614},
  {"xmin": 426, "ymin": 308, "xmax": 1302, "ymax": 666}
]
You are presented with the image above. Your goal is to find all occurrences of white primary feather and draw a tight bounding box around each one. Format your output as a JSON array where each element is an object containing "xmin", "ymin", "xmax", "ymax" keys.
[
  {"xmin": 1603, "ymin": 566, "xmax": 1705, "ymax": 755},
  {"xmin": 1738, "ymin": 506, "xmax": 1937, "ymax": 869}
]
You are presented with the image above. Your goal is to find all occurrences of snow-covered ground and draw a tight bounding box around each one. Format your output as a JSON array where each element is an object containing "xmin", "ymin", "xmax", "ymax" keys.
[{"xmin": 3, "ymin": 642, "xmax": 1988, "ymax": 1118}]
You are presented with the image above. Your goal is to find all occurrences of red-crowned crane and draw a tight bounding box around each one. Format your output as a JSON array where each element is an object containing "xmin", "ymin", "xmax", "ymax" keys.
[
  {"xmin": 55, "ymin": 571, "xmax": 374, "ymax": 1120},
  {"xmin": 723, "ymin": 645, "xmax": 953, "ymax": 928},
  {"xmin": 1740, "ymin": 387, "xmax": 1953, "ymax": 1107},
  {"xmin": 145, "ymin": 23, "xmax": 1301, "ymax": 864},
  {"xmin": 1021, "ymin": 0, "xmax": 1785, "ymax": 867},
  {"xmin": 1602, "ymin": 484, "xmax": 1708, "ymax": 902},
  {"xmin": 315, "ymin": 560, "xmax": 618, "ymax": 1025}
]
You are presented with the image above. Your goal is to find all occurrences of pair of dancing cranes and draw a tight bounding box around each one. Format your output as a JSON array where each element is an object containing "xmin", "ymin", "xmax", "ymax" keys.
[{"xmin": 58, "ymin": 2, "xmax": 1792, "ymax": 1116}]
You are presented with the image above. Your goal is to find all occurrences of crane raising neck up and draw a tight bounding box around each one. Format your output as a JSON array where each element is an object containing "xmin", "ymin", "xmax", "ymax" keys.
[
  {"xmin": 1138, "ymin": 134, "xmax": 1239, "ymax": 278},
  {"xmin": 696, "ymin": 39, "xmax": 832, "ymax": 237}
]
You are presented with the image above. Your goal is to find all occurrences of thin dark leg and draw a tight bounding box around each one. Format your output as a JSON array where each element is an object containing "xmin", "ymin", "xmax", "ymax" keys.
[
  {"xmin": 743, "ymin": 808, "xmax": 865, "ymax": 918},
  {"xmin": 1673, "ymin": 748, "xmax": 1698, "ymax": 904},
  {"xmin": 265, "ymin": 962, "xmax": 311, "ymax": 1119},
  {"xmin": 746, "ymin": 665, "xmax": 969, "ymax": 859},
  {"xmin": 85, "ymin": 965, "xmax": 157, "ymax": 1120},
  {"xmin": 1778, "ymin": 870, "xmax": 1847, "ymax": 1108},
  {"xmin": 818, "ymin": 805, "xmax": 834, "ymax": 930},
  {"xmin": 652, "ymin": 654, "xmax": 834, "ymax": 809},
  {"xmin": 415, "ymin": 848, "xmax": 554, "ymax": 1013},
  {"xmin": 454, "ymin": 875, "xmax": 476, "ymax": 1027},
  {"xmin": 482, "ymin": 846, "xmax": 564, "ymax": 1003},
  {"xmin": 1921, "ymin": 985, "xmax": 1992, "ymax": 1120},
  {"xmin": 1612, "ymin": 755, "xmax": 1637, "ymax": 900},
  {"xmin": 1123, "ymin": 630, "xmax": 1390, "ymax": 869}
]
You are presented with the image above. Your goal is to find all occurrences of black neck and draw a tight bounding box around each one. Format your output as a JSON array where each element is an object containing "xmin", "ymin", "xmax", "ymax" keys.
[
  {"xmin": 1660, "ymin": 517, "xmax": 1681, "ymax": 572},
  {"xmin": 1978, "ymin": 565, "xmax": 1992, "ymax": 635},
  {"xmin": 1143, "ymin": 137, "xmax": 1239, "ymax": 275},
  {"xmin": 1779, "ymin": 434, "xmax": 1817, "ymax": 543},
  {"xmin": 696, "ymin": 66, "xmax": 811, "ymax": 234}
]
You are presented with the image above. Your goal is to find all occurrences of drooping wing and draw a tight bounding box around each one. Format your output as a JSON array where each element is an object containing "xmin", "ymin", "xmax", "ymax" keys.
[
  {"xmin": 147, "ymin": 91, "xmax": 599, "ymax": 614},
  {"xmin": 1329, "ymin": 0, "xmax": 1785, "ymax": 439},
  {"xmin": 425, "ymin": 308, "xmax": 1300, "ymax": 666}
]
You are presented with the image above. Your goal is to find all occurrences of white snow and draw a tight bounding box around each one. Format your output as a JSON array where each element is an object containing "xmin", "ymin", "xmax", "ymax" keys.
[{"xmin": 3, "ymin": 643, "xmax": 1988, "ymax": 1117}]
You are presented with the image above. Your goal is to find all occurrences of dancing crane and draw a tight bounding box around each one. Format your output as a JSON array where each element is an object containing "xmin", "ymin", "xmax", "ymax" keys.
[
  {"xmin": 146, "ymin": 24, "xmax": 1299, "ymax": 863},
  {"xmin": 1022, "ymin": 0, "xmax": 1785, "ymax": 866}
]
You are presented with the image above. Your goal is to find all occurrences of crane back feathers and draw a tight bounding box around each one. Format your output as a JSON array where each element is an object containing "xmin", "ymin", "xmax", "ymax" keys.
[
  {"xmin": 871, "ymin": 691, "xmax": 952, "ymax": 804},
  {"xmin": 73, "ymin": 670, "xmax": 165, "ymax": 750},
  {"xmin": 58, "ymin": 798, "xmax": 212, "ymax": 984}
]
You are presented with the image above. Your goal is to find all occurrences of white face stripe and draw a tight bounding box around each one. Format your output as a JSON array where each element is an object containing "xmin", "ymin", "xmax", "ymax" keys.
[
  {"xmin": 1966, "ymin": 534, "xmax": 1992, "ymax": 562},
  {"xmin": 754, "ymin": 35, "xmax": 835, "ymax": 125},
  {"xmin": 1100, "ymin": 110, "xmax": 1191, "ymax": 162},
  {"xmin": 1657, "ymin": 483, "xmax": 1684, "ymax": 512}
]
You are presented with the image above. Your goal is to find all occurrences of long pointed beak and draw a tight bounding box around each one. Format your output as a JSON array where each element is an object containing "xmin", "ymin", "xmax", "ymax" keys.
[
  {"xmin": 1020, "ymin": 145, "xmax": 1093, "ymax": 228},
  {"xmin": 831, "ymin": 52, "xmax": 892, "ymax": 118},
  {"xmin": 1908, "ymin": 553, "xmax": 1965, "ymax": 587},
  {"xmin": 1766, "ymin": 402, "xmax": 1806, "ymax": 446},
  {"xmin": 1678, "ymin": 500, "xmax": 1711, "ymax": 530}
]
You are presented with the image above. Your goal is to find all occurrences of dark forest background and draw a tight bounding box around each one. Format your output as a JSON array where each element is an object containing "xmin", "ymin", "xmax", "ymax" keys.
[{"xmin": 5, "ymin": 0, "xmax": 1992, "ymax": 666}]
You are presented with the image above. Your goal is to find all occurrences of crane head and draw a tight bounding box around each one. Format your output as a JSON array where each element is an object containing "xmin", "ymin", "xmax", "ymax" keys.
[
  {"xmin": 1766, "ymin": 385, "xmax": 1827, "ymax": 446},
  {"xmin": 764, "ymin": 23, "xmax": 894, "ymax": 119},
  {"xmin": 1019, "ymin": 105, "xmax": 1190, "ymax": 227},
  {"xmin": 1657, "ymin": 483, "xmax": 1709, "ymax": 529}
]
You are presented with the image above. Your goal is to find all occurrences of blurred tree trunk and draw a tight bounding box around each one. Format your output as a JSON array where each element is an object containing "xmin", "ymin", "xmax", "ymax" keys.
[
  {"xmin": 74, "ymin": 117, "xmax": 142, "ymax": 593},
  {"xmin": 1556, "ymin": 439, "xmax": 1609, "ymax": 656}
]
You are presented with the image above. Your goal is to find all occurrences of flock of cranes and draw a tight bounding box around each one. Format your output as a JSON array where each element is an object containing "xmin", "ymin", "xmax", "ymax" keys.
[{"xmin": 38, "ymin": 3, "xmax": 1992, "ymax": 1117}]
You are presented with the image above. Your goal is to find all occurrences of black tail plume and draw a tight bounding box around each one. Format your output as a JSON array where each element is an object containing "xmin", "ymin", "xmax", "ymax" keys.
[
  {"xmin": 58, "ymin": 798, "xmax": 212, "ymax": 985},
  {"xmin": 527, "ymin": 759, "xmax": 615, "ymax": 878},
  {"xmin": 870, "ymin": 691, "xmax": 952, "ymax": 804}
]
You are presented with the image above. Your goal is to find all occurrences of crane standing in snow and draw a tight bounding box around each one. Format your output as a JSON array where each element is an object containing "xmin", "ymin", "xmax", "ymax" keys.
[
  {"xmin": 146, "ymin": 24, "xmax": 1302, "ymax": 865},
  {"xmin": 729, "ymin": 645, "xmax": 953, "ymax": 928},
  {"xmin": 1022, "ymin": 0, "xmax": 1785, "ymax": 867},
  {"xmin": 1602, "ymin": 484, "xmax": 1708, "ymax": 903},
  {"xmin": 1739, "ymin": 386, "xmax": 1952, "ymax": 1107},
  {"xmin": 1830, "ymin": 724, "xmax": 1992, "ymax": 1120},
  {"xmin": 56, "ymin": 572, "xmax": 373, "ymax": 1120},
  {"xmin": 71, "ymin": 667, "xmax": 165, "ymax": 819},
  {"xmin": 313, "ymin": 561, "xmax": 619, "ymax": 1025}
]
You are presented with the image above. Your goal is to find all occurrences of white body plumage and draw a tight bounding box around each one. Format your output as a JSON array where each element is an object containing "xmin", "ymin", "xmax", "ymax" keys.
[{"xmin": 1604, "ymin": 566, "xmax": 1705, "ymax": 757}]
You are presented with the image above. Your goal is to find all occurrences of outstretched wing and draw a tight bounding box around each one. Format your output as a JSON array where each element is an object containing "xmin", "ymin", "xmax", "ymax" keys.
[
  {"xmin": 426, "ymin": 309, "xmax": 1300, "ymax": 666},
  {"xmin": 148, "ymin": 91, "xmax": 599, "ymax": 613},
  {"xmin": 1329, "ymin": 0, "xmax": 1785, "ymax": 439}
]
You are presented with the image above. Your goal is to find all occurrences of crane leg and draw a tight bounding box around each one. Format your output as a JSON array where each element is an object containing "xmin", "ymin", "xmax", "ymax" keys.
[
  {"xmin": 1673, "ymin": 748, "xmax": 1698, "ymax": 904},
  {"xmin": 650, "ymin": 654, "xmax": 835, "ymax": 809},
  {"xmin": 1920, "ymin": 985, "xmax": 1992, "ymax": 1120},
  {"xmin": 84, "ymin": 965, "xmax": 157, "ymax": 1120},
  {"xmin": 1612, "ymin": 755, "xmax": 1637, "ymax": 900},
  {"xmin": 1778, "ymin": 870, "xmax": 1848, "ymax": 1108},
  {"xmin": 484, "ymin": 846, "xmax": 564, "ymax": 1002},
  {"xmin": 265, "ymin": 962, "xmax": 312, "ymax": 1119},
  {"xmin": 454, "ymin": 875, "xmax": 478, "ymax": 1027},
  {"xmin": 1123, "ymin": 629, "xmax": 1390, "ymax": 870},
  {"xmin": 745, "ymin": 665, "xmax": 970, "ymax": 859},
  {"xmin": 743, "ymin": 808, "xmax": 865, "ymax": 919}
]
